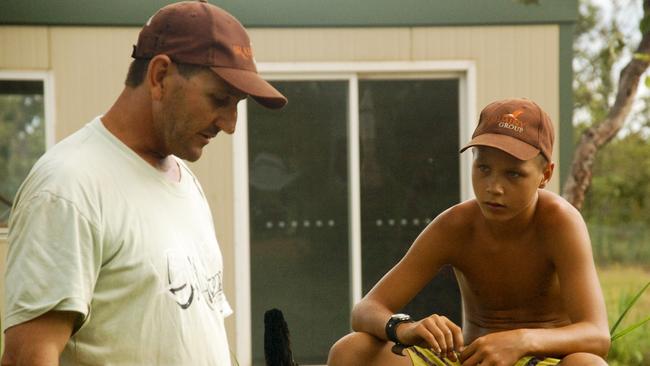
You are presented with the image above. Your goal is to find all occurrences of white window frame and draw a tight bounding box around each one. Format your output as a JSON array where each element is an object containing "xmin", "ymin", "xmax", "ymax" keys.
[
  {"xmin": 0, "ymin": 70, "xmax": 55, "ymax": 238},
  {"xmin": 233, "ymin": 61, "xmax": 476, "ymax": 366}
]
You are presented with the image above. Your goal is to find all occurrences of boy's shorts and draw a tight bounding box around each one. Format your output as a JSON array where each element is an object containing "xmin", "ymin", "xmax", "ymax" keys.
[{"xmin": 406, "ymin": 345, "xmax": 561, "ymax": 366}]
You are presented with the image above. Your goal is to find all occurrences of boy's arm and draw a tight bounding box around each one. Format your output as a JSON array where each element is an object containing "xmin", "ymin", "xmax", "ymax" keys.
[
  {"xmin": 351, "ymin": 209, "xmax": 465, "ymax": 359},
  {"xmin": 523, "ymin": 202, "xmax": 610, "ymax": 355},
  {"xmin": 460, "ymin": 202, "xmax": 610, "ymax": 365}
]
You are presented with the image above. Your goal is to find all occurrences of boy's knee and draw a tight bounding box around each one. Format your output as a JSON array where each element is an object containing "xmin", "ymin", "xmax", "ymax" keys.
[
  {"xmin": 560, "ymin": 352, "xmax": 608, "ymax": 366},
  {"xmin": 327, "ymin": 332, "xmax": 383, "ymax": 366}
]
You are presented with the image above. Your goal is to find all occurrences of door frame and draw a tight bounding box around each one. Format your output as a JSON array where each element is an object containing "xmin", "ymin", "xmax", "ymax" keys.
[{"xmin": 232, "ymin": 61, "xmax": 476, "ymax": 365}]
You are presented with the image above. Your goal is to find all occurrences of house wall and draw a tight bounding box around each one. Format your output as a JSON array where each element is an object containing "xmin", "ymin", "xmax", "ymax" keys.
[{"xmin": 0, "ymin": 23, "xmax": 560, "ymax": 350}]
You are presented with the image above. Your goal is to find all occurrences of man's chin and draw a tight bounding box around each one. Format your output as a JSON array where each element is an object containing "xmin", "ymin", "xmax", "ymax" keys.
[{"xmin": 176, "ymin": 148, "xmax": 203, "ymax": 162}]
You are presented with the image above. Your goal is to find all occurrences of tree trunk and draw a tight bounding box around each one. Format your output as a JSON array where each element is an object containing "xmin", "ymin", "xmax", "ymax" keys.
[{"xmin": 562, "ymin": 0, "xmax": 650, "ymax": 210}]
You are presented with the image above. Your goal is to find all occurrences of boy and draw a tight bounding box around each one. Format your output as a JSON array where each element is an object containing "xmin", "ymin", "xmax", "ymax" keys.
[{"xmin": 327, "ymin": 98, "xmax": 610, "ymax": 366}]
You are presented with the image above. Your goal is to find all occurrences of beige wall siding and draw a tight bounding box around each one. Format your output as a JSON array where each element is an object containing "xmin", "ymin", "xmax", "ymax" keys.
[
  {"xmin": 49, "ymin": 27, "xmax": 137, "ymax": 140},
  {"xmin": 1, "ymin": 24, "xmax": 561, "ymax": 352},
  {"xmin": 249, "ymin": 28, "xmax": 412, "ymax": 61},
  {"xmin": 0, "ymin": 27, "xmax": 49, "ymax": 69}
]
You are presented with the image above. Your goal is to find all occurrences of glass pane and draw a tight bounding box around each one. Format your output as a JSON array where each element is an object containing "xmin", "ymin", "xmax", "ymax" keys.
[
  {"xmin": 359, "ymin": 79, "xmax": 462, "ymax": 324},
  {"xmin": 248, "ymin": 80, "xmax": 349, "ymax": 365},
  {"xmin": 0, "ymin": 80, "xmax": 46, "ymax": 227}
]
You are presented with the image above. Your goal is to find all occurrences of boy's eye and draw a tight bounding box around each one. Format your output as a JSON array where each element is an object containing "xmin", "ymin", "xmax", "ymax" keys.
[
  {"xmin": 507, "ymin": 171, "xmax": 522, "ymax": 178},
  {"xmin": 477, "ymin": 165, "xmax": 490, "ymax": 173}
]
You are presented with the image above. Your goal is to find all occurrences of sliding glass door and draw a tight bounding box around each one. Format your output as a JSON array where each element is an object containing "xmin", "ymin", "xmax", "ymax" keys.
[
  {"xmin": 248, "ymin": 81, "xmax": 351, "ymax": 365},
  {"xmin": 358, "ymin": 79, "xmax": 461, "ymax": 322},
  {"xmin": 247, "ymin": 74, "xmax": 462, "ymax": 365}
]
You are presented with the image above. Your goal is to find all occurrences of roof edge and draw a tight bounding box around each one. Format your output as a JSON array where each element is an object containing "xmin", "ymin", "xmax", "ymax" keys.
[{"xmin": 0, "ymin": 0, "xmax": 578, "ymax": 27}]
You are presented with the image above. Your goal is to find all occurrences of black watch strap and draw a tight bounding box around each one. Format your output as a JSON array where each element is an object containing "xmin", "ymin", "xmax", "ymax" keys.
[{"xmin": 385, "ymin": 313, "xmax": 413, "ymax": 355}]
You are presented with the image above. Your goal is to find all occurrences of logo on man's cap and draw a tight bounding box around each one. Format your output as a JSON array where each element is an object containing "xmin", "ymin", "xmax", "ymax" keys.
[
  {"xmin": 232, "ymin": 44, "xmax": 253, "ymax": 60},
  {"xmin": 498, "ymin": 109, "xmax": 524, "ymax": 133}
]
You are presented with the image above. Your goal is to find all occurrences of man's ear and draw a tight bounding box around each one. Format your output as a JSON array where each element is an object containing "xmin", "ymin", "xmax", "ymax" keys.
[
  {"xmin": 147, "ymin": 55, "xmax": 173, "ymax": 101},
  {"xmin": 539, "ymin": 161, "xmax": 555, "ymax": 188}
]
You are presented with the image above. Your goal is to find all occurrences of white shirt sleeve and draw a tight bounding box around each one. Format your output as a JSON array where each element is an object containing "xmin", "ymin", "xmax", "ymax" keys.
[{"xmin": 3, "ymin": 190, "xmax": 101, "ymax": 332}]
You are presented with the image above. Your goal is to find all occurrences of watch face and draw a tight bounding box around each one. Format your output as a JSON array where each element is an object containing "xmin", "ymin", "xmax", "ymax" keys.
[
  {"xmin": 391, "ymin": 313, "xmax": 411, "ymax": 322},
  {"xmin": 387, "ymin": 313, "xmax": 413, "ymax": 345}
]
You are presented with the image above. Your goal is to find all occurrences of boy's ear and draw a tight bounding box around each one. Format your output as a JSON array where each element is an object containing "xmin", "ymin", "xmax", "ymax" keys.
[{"xmin": 539, "ymin": 161, "xmax": 555, "ymax": 188}]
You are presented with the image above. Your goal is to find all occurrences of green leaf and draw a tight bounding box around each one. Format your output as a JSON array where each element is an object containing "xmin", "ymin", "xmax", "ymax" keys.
[
  {"xmin": 610, "ymin": 280, "xmax": 650, "ymax": 335},
  {"xmin": 611, "ymin": 315, "xmax": 650, "ymax": 341},
  {"xmin": 640, "ymin": 14, "xmax": 650, "ymax": 35},
  {"xmin": 633, "ymin": 52, "xmax": 650, "ymax": 62},
  {"xmin": 645, "ymin": 76, "xmax": 650, "ymax": 88}
]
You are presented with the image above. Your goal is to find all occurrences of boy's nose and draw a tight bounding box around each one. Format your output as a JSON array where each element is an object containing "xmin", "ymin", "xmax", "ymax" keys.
[{"xmin": 486, "ymin": 179, "xmax": 504, "ymax": 195}]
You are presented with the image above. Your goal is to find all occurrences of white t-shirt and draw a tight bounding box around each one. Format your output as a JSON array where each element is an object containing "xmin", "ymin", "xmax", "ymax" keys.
[{"xmin": 4, "ymin": 117, "xmax": 233, "ymax": 366}]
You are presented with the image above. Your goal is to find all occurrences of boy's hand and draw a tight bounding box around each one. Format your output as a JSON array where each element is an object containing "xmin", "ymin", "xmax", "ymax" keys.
[
  {"xmin": 397, "ymin": 314, "xmax": 464, "ymax": 361},
  {"xmin": 459, "ymin": 329, "xmax": 526, "ymax": 366}
]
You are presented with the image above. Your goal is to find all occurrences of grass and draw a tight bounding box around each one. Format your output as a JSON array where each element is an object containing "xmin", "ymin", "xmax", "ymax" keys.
[
  {"xmin": 599, "ymin": 265, "xmax": 650, "ymax": 366},
  {"xmin": 589, "ymin": 223, "xmax": 650, "ymax": 267}
]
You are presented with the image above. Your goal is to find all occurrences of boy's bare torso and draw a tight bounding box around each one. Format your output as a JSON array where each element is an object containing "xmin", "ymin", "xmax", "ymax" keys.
[{"xmin": 445, "ymin": 190, "xmax": 571, "ymax": 342}]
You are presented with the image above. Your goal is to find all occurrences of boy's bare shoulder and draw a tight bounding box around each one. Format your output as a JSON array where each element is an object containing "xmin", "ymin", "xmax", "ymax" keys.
[
  {"xmin": 410, "ymin": 200, "xmax": 481, "ymax": 262},
  {"xmin": 431, "ymin": 199, "xmax": 482, "ymax": 237},
  {"xmin": 536, "ymin": 189, "xmax": 588, "ymax": 242},
  {"xmin": 536, "ymin": 190, "xmax": 583, "ymax": 223}
]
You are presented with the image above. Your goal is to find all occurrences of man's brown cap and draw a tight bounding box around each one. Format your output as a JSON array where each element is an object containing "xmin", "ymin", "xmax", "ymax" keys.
[
  {"xmin": 131, "ymin": 0, "xmax": 287, "ymax": 109},
  {"xmin": 460, "ymin": 98, "xmax": 554, "ymax": 161}
]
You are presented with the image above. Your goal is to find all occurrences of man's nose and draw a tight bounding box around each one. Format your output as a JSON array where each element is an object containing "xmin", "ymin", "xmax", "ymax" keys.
[{"xmin": 218, "ymin": 104, "xmax": 238, "ymax": 134}]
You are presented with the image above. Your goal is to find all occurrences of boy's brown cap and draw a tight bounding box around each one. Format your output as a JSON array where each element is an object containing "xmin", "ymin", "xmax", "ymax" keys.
[
  {"xmin": 131, "ymin": 0, "xmax": 287, "ymax": 109},
  {"xmin": 460, "ymin": 98, "xmax": 554, "ymax": 161}
]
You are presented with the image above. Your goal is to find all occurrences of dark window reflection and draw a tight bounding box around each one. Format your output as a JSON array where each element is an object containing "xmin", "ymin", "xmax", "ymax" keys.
[
  {"xmin": 359, "ymin": 79, "xmax": 462, "ymax": 324},
  {"xmin": 248, "ymin": 81, "xmax": 350, "ymax": 366}
]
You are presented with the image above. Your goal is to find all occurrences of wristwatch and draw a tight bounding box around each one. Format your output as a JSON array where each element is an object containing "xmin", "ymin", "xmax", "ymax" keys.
[{"xmin": 385, "ymin": 313, "xmax": 414, "ymax": 356}]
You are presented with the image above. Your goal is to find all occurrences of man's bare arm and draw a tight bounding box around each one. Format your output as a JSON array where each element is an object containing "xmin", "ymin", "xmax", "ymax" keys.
[{"xmin": 2, "ymin": 311, "xmax": 77, "ymax": 366}]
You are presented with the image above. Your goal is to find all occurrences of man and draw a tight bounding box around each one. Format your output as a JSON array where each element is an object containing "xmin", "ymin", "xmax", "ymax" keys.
[
  {"xmin": 327, "ymin": 98, "xmax": 610, "ymax": 366},
  {"xmin": 2, "ymin": 1, "xmax": 286, "ymax": 365}
]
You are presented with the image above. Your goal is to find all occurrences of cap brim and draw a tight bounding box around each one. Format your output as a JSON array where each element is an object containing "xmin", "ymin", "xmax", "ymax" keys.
[
  {"xmin": 211, "ymin": 67, "xmax": 287, "ymax": 109},
  {"xmin": 460, "ymin": 133, "xmax": 540, "ymax": 161}
]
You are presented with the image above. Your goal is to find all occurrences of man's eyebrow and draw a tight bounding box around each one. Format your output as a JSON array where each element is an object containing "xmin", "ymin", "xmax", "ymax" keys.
[
  {"xmin": 209, "ymin": 87, "xmax": 246, "ymax": 100},
  {"xmin": 220, "ymin": 81, "xmax": 247, "ymax": 99},
  {"xmin": 210, "ymin": 73, "xmax": 247, "ymax": 99}
]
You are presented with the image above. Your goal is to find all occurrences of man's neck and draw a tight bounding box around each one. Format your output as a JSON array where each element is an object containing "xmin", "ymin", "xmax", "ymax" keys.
[{"xmin": 102, "ymin": 86, "xmax": 180, "ymax": 182}]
